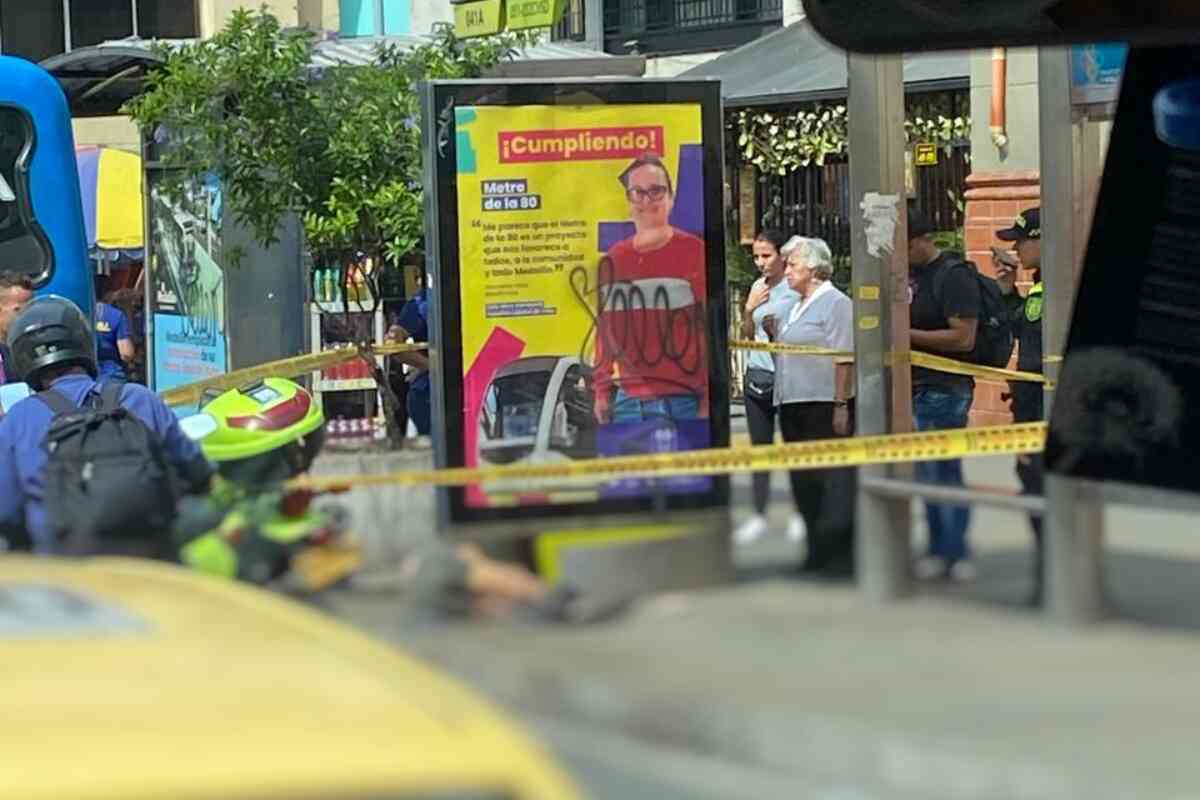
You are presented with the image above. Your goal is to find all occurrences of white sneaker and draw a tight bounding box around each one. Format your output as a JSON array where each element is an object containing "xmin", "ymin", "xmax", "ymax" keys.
[
  {"xmin": 948, "ymin": 560, "xmax": 977, "ymax": 583},
  {"xmin": 915, "ymin": 556, "xmax": 947, "ymax": 581},
  {"xmin": 733, "ymin": 515, "xmax": 769, "ymax": 545},
  {"xmin": 786, "ymin": 514, "xmax": 807, "ymax": 543}
]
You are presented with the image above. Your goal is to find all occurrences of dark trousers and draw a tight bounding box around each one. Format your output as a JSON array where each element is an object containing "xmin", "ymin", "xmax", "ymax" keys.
[
  {"xmin": 744, "ymin": 384, "xmax": 778, "ymax": 514},
  {"xmin": 387, "ymin": 359, "xmax": 410, "ymax": 436},
  {"xmin": 779, "ymin": 402, "xmax": 835, "ymax": 522},
  {"xmin": 780, "ymin": 401, "xmax": 858, "ymax": 570},
  {"xmin": 1017, "ymin": 451, "xmax": 1046, "ymax": 601},
  {"xmin": 1013, "ymin": 390, "xmax": 1046, "ymax": 601},
  {"xmin": 408, "ymin": 385, "xmax": 432, "ymax": 436}
]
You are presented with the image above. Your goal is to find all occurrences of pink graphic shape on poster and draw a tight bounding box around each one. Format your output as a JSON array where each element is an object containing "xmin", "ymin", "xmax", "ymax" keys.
[{"xmin": 463, "ymin": 326, "xmax": 527, "ymax": 506}]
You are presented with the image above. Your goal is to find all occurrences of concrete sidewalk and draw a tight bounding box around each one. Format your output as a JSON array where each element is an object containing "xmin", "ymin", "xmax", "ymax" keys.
[
  {"xmin": 330, "ymin": 562, "xmax": 1200, "ymax": 799},
  {"xmin": 321, "ymin": 452, "xmax": 1200, "ymax": 800}
]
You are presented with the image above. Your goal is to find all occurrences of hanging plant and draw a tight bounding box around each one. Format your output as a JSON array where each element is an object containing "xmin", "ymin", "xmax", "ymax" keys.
[
  {"xmin": 904, "ymin": 114, "xmax": 972, "ymax": 156},
  {"xmin": 730, "ymin": 103, "xmax": 972, "ymax": 176}
]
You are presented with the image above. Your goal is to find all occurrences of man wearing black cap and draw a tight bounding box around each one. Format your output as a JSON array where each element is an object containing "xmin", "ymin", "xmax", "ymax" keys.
[
  {"xmin": 907, "ymin": 208, "xmax": 981, "ymax": 583},
  {"xmin": 994, "ymin": 207, "xmax": 1046, "ymax": 606}
]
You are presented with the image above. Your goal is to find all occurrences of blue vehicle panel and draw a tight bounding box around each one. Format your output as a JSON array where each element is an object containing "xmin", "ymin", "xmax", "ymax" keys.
[{"xmin": 0, "ymin": 55, "xmax": 94, "ymax": 321}]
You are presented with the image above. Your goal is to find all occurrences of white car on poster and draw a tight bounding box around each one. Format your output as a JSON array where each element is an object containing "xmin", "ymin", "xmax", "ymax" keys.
[{"xmin": 475, "ymin": 355, "xmax": 605, "ymax": 501}]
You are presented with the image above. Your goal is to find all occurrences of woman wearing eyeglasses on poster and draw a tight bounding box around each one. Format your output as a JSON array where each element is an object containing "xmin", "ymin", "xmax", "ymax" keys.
[{"xmin": 593, "ymin": 153, "xmax": 709, "ymax": 426}]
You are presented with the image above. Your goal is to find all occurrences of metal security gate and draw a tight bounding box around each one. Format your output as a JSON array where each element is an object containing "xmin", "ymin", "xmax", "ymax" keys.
[{"xmin": 729, "ymin": 143, "xmax": 970, "ymax": 286}]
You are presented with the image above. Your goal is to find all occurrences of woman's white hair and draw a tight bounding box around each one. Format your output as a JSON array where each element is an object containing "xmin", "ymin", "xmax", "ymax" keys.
[
  {"xmin": 787, "ymin": 236, "xmax": 835, "ymax": 280},
  {"xmin": 779, "ymin": 235, "xmax": 806, "ymax": 259}
]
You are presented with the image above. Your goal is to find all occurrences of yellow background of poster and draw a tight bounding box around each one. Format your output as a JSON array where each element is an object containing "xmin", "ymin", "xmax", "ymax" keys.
[{"xmin": 455, "ymin": 103, "xmax": 704, "ymax": 370}]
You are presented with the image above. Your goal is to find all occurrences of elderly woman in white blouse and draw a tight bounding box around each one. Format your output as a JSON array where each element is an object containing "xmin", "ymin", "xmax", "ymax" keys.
[{"xmin": 762, "ymin": 237, "xmax": 855, "ymax": 569}]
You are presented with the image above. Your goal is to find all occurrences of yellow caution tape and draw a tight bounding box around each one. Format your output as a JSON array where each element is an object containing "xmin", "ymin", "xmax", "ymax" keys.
[
  {"xmin": 374, "ymin": 342, "xmax": 430, "ymax": 356},
  {"xmin": 734, "ymin": 340, "xmax": 856, "ymax": 360},
  {"xmin": 907, "ymin": 351, "xmax": 1048, "ymax": 385},
  {"xmin": 289, "ymin": 422, "xmax": 1046, "ymax": 492},
  {"xmin": 731, "ymin": 340, "xmax": 1048, "ymax": 384},
  {"xmin": 733, "ymin": 339, "xmax": 858, "ymax": 368},
  {"xmin": 160, "ymin": 343, "xmax": 427, "ymax": 407},
  {"xmin": 161, "ymin": 333, "xmax": 1046, "ymax": 408}
]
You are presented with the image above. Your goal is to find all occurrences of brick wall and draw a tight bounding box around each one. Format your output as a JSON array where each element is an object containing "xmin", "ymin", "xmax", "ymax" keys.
[{"xmin": 962, "ymin": 170, "xmax": 1041, "ymax": 427}]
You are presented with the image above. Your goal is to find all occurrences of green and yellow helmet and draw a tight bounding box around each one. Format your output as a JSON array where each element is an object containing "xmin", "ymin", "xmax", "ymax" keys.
[{"xmin": 182, "ymin": 378, "xmax": 325, "ymax": 487}]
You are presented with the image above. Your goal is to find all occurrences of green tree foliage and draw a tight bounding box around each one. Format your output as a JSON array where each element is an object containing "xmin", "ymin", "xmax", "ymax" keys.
[
  {"xmin": 124, "ymin": 8, "xmax": 536, "ymax": 446},
  {"xmin": 124, "ymin": 8, "xmax": 535, "ymax": 266}
]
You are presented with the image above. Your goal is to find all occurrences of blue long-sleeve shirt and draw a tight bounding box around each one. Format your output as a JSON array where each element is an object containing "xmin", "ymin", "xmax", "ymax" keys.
[{"xmin": 0, "ymin": 374, "xmax": 208, "ymax": 552}]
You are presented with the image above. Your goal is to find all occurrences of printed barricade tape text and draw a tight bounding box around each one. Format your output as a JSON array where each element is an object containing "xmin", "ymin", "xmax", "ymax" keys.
[{"xmin": 289, "ymin": 422, "xmax": 1047, "ymax": 493}]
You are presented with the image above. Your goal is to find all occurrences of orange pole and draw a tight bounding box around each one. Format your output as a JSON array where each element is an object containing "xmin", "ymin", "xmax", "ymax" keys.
[{"xmin": 991, "ymin": 47, "xmax": 1008, "ymax": 149}]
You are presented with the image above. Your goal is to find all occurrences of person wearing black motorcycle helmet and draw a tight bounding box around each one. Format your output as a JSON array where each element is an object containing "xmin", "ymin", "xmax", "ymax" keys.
[{"xmin": 0, "ymin": 295, "xmax": 212, "ymax": 554}]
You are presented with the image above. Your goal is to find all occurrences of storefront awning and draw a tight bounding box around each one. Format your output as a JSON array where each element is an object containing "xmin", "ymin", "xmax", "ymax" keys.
[
  {"xmin": 678, "ymin": 19, "xmax": 969, "ymax": 107},
  {"xmin": 310, "ymin": 35, "xmax": 645, "ymax": 77},
  {"xmin": 41, "ymin": 43, "xmax": 167, "ymax": 117},
  {"xmin": 42, "ymin": 34, "xmax": 643, "ymax": 118}
]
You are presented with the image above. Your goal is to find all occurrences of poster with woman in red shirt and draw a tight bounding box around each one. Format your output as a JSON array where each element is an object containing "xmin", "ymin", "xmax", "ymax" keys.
[
  {"xmin": 452, "ymin": 101, "xmax": 719, "ymax": 509},
  {"xmin": 594, "ymin": 154, "xmax": 709, "ymax": 427}
]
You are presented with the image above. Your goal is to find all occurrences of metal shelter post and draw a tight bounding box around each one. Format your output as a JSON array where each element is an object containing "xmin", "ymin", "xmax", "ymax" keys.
[
  {"xmin": 848, "ymin": 54, "xmax": 914, "ymax": 603},
  {"xmin": 1037, "ymin": 45, "xmax": 1107, "ymax": 625},
  {"xmin": 584, "ymin": 0, "xmax": 604, "ymax": 52}
]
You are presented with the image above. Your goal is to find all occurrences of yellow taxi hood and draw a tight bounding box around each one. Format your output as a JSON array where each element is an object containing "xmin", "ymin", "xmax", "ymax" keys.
[{"xmin": 0, "ymin": 556, "xmax": 582, "ymax": 800}]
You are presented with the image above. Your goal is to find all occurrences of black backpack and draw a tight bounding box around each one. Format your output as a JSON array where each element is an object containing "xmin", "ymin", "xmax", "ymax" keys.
[
  {"xmin": 935, "ymin": 258, "xmax": 1016, "ymax": 368},
  {"xmin": 37, "ymin": 381, "xmax": 179, "ymax": 555}
]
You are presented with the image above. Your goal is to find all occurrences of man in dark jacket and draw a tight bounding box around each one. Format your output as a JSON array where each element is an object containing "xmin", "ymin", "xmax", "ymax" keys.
[
  {"xmin": 995, "ymin": 208, "xmax": 1046, "ymax": 606},
  {"xmin": 0, "ymin": 272, "xmax": 34, "ymax": 385}
]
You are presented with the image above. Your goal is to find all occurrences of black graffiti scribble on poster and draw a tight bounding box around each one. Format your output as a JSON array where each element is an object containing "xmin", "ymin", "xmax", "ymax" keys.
[{"xmin": 568, "ymin": 259, "xmax": 705, "ymax": 384}]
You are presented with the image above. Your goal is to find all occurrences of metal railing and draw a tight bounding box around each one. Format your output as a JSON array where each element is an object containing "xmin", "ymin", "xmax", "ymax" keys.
[
  {"xmin": 603, "ymin": 0, "xmax": 782, "ymax": 54},
  {"xmin": 861, "ymin": 475, "xmax": 1046, "ymax": 514},
  {"xmin": 730, "ymin": 141, "xmax": 971, "ymax": 270}
]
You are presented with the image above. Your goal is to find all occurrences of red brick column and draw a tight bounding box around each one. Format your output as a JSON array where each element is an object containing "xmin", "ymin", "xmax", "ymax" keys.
[{"xmin": 962, "ymin": 170, "xmax": 1041, "ymax": 427}]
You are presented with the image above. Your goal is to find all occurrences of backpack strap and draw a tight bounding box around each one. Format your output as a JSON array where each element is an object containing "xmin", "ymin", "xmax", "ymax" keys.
[
  {"xmin": 930, "ymin": 256, "xmax": 972, "ymax": 306},
  {"xmin": 98, "ymin": 380, "xmax": 126, "ymax": 413},
  {"xmin": 35, "ymin": 389, "xmax": 81, "ymax": 418}
]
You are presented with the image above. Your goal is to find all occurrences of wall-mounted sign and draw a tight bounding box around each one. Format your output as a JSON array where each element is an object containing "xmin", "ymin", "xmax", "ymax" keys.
[
  {"xmin": 451, "ymin": 0, "xmax": 565, "ymax": 37},
  {"xmin": 914, "ymin": 142, "xmax": 938, "ymax": 167},
  {"xmin": 452, "ymin": 0, "xmax": 503, "ymax": 37},
  {"xmin": 737, "ymin": 165, "xmax": 755, "ymax": 243},
  {"xmin": 1071, "ymin": 43, "xmax": 1128, "ymax": 106},
  {"xmin": 506, "ymin": 0, "xmax": 565, "ymax": 29}
]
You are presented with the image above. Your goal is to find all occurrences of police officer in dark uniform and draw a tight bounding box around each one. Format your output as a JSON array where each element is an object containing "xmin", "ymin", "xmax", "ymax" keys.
[{"xmin": 994, "ymin": 208, "xmax": 1046, "ymax": 606}]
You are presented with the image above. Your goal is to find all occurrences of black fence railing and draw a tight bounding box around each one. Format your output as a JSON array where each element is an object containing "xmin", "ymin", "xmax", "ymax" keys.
[
  {"xmin": 729, "ymin": 142, "xmax": 971, "ymax": 288},
  {"xmin": 603, "ymin": 0, "xmax": 782, "ymax": 54},
  {"xmin": 553, "ymin": 0, "xmax": 588, "ymax": 42},
  {"xmin": 910, "ymin": 144, "xmax": 971, "ymax": 235}
]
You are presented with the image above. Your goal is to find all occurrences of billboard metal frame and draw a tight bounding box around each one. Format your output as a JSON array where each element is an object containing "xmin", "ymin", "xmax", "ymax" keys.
[{"xmin": 420, "ymin": 78, "xmax": 731, "ymax": 534}]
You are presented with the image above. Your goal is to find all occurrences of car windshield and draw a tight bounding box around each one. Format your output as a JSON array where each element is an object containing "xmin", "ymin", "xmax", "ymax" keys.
[{"xmin": 479, "ymin": 371, "xmax": 552, "ymax": 442}]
